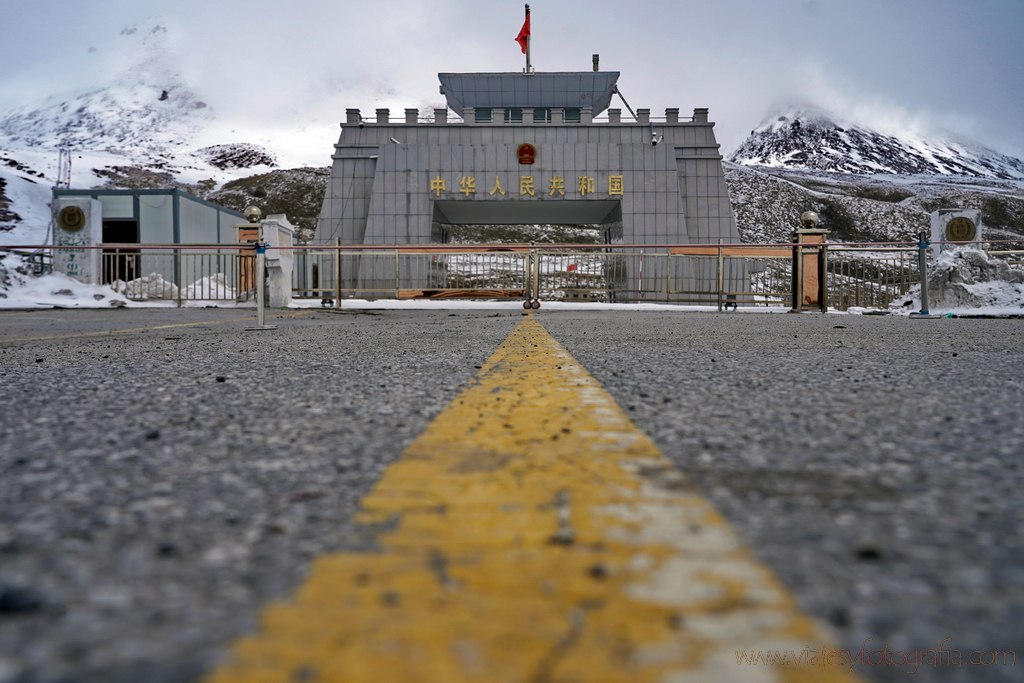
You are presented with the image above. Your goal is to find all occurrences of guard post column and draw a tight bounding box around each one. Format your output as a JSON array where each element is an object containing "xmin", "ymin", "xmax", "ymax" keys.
[{"xmin": 790, "ymin": 211, "xmax": 830, "ymax": 313}]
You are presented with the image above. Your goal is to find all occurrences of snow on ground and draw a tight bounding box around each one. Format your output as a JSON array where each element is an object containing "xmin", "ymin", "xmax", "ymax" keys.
[
  {"xmin": 0, "ymin": 253, "xmax": 131, "ymax": 309},
  {"xmin": 888, "ymin": 247, "xmax": 1024, "ymax": 316}
]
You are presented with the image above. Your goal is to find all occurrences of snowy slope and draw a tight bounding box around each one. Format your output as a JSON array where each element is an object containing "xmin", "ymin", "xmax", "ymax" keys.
[
  {"xmin": 0, "ymin": 18, "xmax": 323, "ymax": 243},
  {"xmin": 0, "ymin": 23, "xmax": 213, "ymax": 166},
  {"xmin": 730, "ymin": 106, "xmax": 1024, "ymax": 180}
]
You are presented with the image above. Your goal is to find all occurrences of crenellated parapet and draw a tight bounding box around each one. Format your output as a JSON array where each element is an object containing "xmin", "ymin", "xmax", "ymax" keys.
[{"xmin": 343, "ymin": 106, "xmax": 708, "ymax": 127}]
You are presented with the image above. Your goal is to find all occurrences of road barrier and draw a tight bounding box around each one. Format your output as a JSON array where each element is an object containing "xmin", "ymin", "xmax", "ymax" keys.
[{"xmin": 4, "ymin": 241, "xmax": 1021, "ymax": 311}]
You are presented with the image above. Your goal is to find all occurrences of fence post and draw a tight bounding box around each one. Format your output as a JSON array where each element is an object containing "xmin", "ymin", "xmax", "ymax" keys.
[
  {"xmin": 917, "ymin": 231, "xmax": 930, "ymax": 316},
  {"xmin": 335, "ymin": 238, "xmax": 342, "ymax": 309},
  {"xmin": 716, "ymin": 240, "xmax": 724, "ymax": 312},
  {"xmin": 523, "ymin": 246, "xmax": 540, "ymax": 309},
  {"xmin": 176, "ymin": 247, "xmax": 183, "ymax": 308},
  {"xmin": 820, "ymin": 240, "xmax": 830, "ymax": 311},
  {"xmin": 395, "ymin": 249, "xmax": 400, "ymax": 296}
]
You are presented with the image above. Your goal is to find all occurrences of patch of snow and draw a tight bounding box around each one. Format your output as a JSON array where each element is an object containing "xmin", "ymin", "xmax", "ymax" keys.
[
  {"xmin": 184, "ymin": 273, "xmax": 235, "ymax": 300},
  {"xmin": 890, "ymin": 247, "xmax": 1024, "ymax": 315},
  {"xmin": 0, "ymin": 256, "xmax": 245, "ymax": 309},
  {"xmin": 0, "ymin": 167, "xmax": 52, "ymax": 245},
  {"xmin": 111, "ymin": 273, "xmax": 179, "ymax": 301},
  {"xmin": 0, "ymin": 253, "xmax": 130, "ymax": 309}
]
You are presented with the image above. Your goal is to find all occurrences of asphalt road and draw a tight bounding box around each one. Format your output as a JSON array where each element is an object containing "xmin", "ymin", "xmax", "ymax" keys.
[
  {"xmin": 1, "ymin": 308, "xmax": 1022, "ymax": 683},
  {"xmin": 544, "ymin": 312, "xmax": 1024, "ymax": 683}
]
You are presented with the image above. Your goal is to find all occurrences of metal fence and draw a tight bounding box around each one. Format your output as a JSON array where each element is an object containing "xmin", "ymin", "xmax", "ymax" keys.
[
  {"xmin": 100, "ymin": 246, "xmax": 251, "ymax": 304},
  {"xmin": 7, "ymin": 241, "xmax": 1022, "ymax": 310},
  {"xmin": 288, "ymin": 242, "xmax": 924, "ymax": 310},
  {"xmin": 828, "ymin": 247, "xmax": 919, "ymax": 310}
]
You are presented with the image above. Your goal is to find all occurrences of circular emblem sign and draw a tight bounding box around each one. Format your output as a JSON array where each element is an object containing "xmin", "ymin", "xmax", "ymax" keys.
[
  {"xmin": 59, "ymin": 206, "xmax": 86, "ymax": 232},
  {"xmin": 517, "ymin": 143, "xmax": 536, "ymax": 165},
  {"xmin": 945, "ymin": 216, "xmax": 977, "ymax": 242}
]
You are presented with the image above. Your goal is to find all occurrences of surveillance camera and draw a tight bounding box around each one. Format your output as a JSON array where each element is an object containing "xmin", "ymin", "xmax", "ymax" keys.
[{"xmin": 358, "ymin": 121, "xmax": 364, "ymax": 128}]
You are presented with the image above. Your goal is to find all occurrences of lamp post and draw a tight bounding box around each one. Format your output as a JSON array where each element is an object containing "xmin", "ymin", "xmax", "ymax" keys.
[{"xmin": 243, "ymin": 205, "xmax": 277, "ymax": 331}]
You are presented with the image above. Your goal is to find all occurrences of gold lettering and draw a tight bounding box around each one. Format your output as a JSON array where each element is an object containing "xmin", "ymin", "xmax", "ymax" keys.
[
  {"xmin": 520, "ymin": 176, "xmax": 536, "ymax": 197},
  {"xmin": 548, "ymin": 176, "xmax": 566, "ymax": 197},
  {"xmin": 489, "ymin": 176, "xmax": 507, "ymax": 196},
  {"xmin": 578, "ymin": 175, "xmax": 596, "ymax": 196},
  {"xmin": 608, "ymin": 174, "xmax": 624, "ymax": 196},
  {"xmin": 459, "ymin": 175, "xmax": 477, "ymax": 196},
  {"xmin": 429, "ymin": 176, "xmax": 447, "ymax": 197}
]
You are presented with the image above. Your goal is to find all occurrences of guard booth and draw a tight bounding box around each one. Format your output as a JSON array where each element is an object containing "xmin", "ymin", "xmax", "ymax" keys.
[{"xmin": 51, "ymin": 188, "xmax": 247, "ymax": 287}]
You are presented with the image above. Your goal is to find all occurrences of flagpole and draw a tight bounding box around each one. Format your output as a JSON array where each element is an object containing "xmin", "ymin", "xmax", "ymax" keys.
[{"xmin": 525, "ymin": 4, "xmax": 531, "ymax": 73}]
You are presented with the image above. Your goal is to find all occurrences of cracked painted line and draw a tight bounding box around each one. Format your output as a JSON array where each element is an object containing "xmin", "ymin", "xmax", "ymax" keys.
[{"xmin": 205, "ymin": 316, "xmax": 865, "ymax": 683}]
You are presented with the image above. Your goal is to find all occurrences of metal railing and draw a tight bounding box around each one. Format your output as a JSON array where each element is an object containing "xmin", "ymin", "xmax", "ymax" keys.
[
  {"xmin": 827, "ymin": 247, "xmax": 917, "ymax": 310},
  {"xmin": 5, "ymin": 240, "xmax": 1021, "ymax": 310},
  {"xmin": 0, "ymin": 248, "xmax": 52, "ymax": 276},
  {"xmin": 286, "ymin": 242, "xmax": 922, "ymax": 310}
]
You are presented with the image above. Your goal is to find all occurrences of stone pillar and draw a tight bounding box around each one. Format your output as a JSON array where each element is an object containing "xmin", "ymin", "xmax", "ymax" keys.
[
  {"xmin": 637, "ymin": 108, "xmax": 650, "ymax": 124},
  {"xmin": 551, "ymin": 108, "xmax": 564, "ymax": 124},
  {"xmin": 433, "ymin": 108, "xmax": 448, "ymax": 124},
  {"xmin": 53, "ymin": 197, "xmax": 102, "ymax": 284},
  {"xmin": 405, "ymin": 108, "xmax": 418, "ymax": 124},
  {"xmin": 607, "ymin": 108, "xmax": 621, "ymax": 124},
  {"xmin": 581, "ymin": 107, "xmax": 593, "ymax": 123},
  {"xmin": 262, "ymin": 214, "xmax": 295, "ymax": 308},
  {"xmin": 523, "ymin": 108, "xmax": 534, "ymax": 124},
  {"xmin": 375, "ymin": 108, "xmax": 390, "ymax": 124},
  {"xmin": 693, "ymin": 108, "xmax": 709, "ymax": 123},
  {"xmin": 665, "ymin": 108, "xmax": 679, "ymax": 124},
  {"xmin": 791, "ymin": 228, "xmax": 830, "ymax": 312},
  {"xmin": 346, "ymin": 108, "xmax": 361, "ymax": 124}
]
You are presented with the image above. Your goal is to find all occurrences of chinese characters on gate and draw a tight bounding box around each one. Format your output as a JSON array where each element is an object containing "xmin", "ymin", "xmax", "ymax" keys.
[{"xmin": 430, "ymin": 174, "xmax": 625, "ymax": 199}]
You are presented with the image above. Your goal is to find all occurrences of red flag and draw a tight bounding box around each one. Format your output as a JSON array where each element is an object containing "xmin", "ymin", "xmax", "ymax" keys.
[{"xmin": 515, "ymin": 6, "xmax": 530, "ymax": 54}]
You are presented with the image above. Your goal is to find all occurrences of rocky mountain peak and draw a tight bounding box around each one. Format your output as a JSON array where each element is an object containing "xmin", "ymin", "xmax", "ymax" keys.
[{"xmin": 729, "ymin": 106, "xmax": 1024, "ymax": 180}]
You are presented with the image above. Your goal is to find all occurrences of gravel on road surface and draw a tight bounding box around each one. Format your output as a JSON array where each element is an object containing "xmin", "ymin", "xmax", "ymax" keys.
[{"xmin": 1, "ymin": 308, "xmax": 1022, "ymax": 683}]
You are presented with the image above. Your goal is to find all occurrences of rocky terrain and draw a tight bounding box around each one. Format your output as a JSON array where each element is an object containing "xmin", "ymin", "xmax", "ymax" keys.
[
  {"xmin": 208, "ymin": 167, "xmax": 328, "ymax": 238},
  {"xmin": 726, "ymin": 163, "xmax": 1024, "ymax": 246}
]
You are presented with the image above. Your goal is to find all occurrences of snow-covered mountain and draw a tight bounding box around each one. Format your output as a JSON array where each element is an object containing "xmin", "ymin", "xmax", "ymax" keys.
[
  {"xmin": 730, "ymin": 107, "xmax": 1024, "ymax": 180},
  {"xmin": 0, "ymin": 19, "xmax": 324, "ymax": 179},
  {"xmin": 1, "ymin": 26, "xmax": 209, "ymax": 161},
  {"xmin": 0, "ymin": 18, "xmax": 327, "ymax": 243},
  {"xmin": 724, "ymin": 108, "xmax": 1024, "ymax": 247}
]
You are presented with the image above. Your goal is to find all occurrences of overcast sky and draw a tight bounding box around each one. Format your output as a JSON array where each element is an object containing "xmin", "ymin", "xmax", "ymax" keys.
[{"xmin": 2, "ymin": 0, "xmax": 1023, "ymax": 163}]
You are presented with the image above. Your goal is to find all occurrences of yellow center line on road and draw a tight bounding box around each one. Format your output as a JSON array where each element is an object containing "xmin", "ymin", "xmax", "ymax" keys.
[
  {"xmin": 206, "ymin": 315, "xmax": 864, "ymax": 683},
  {"xmin": 0, "ymin": 310, "xmax": 314, "ymax": 345}
]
